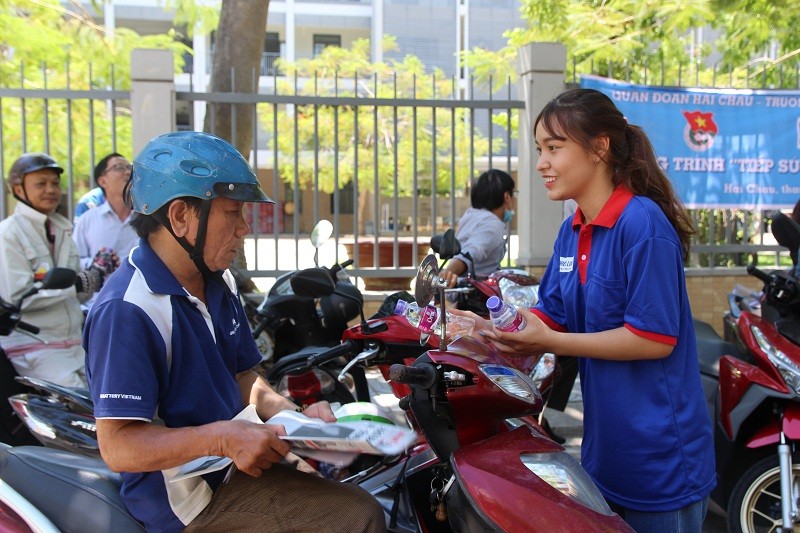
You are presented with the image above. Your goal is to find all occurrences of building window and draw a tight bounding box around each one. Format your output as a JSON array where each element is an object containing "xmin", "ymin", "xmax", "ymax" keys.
[
  {"xmin": 313, "ymin": 34, "xmax": 341, "ymax": 57},
  {"xmin": 263, "ymin": 32, "xmax": 281, "ymax": 76}
]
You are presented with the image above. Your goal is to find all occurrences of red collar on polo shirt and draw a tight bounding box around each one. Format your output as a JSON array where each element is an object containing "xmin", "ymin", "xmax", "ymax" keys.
[{"xmin": 571, "ymin": 185, "xmax": 634, "ymax": 284}]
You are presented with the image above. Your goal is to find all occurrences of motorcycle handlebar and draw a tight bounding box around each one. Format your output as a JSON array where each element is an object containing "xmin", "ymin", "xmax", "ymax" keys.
[
  {"xmin": 306, "ymin": 340, "xmax": 358, "ymax": 367},
  {"xmin": 747, "ymin": 264, "xmax": 772, "ymax": 284},
  {"xmin": 388, "ymin": 363, "xmax": 436, "ymax": 389},
  {"xmin": 16, "ymin": 321, "xmax": 39, "ymax": 335},
  {"xmin": 330, "ymin": 259, "xmax": 354, "ymax": 276}
]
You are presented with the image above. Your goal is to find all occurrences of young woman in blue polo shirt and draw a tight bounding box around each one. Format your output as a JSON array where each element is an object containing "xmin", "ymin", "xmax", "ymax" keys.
[{"xmin": 477, "ymin": 88, "xmax": 715, "ymax": 532}]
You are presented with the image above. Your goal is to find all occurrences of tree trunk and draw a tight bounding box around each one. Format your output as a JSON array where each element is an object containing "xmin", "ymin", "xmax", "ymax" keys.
[
  {"xmin": 203, "ymin": 0, "xmax": 270, "ymax": 157},
  {"xmin": 204, "ymin": 0, "xmax": 270, "ymax": 292}
]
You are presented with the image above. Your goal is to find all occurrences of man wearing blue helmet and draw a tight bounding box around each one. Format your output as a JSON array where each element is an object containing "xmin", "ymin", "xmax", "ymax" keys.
[{"xmin": 83, "ymin": 132, "xmax": 385, "ymax": 532}]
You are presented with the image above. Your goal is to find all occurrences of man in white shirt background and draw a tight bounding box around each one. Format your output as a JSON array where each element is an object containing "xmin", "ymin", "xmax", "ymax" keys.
[{"xmin": 72, "ymin": 153, "xmax": 137, "ymax": 309}]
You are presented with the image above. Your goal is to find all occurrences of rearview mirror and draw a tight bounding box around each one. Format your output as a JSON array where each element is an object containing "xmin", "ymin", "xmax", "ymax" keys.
[
  {"xmin": 771, "ymin": 212, "xmax": 800, "ymax": 266},
  {"xmin": 17, "ymin": 267, "xmax": 77, "ymax": 304},
  {"xmin": 290, "ymin": 267, "xmax": 335, "ymax": 298},
  {"xmin": 430, "ymin": 229, "xmax": 460, "ymax": 260},
  {"xmin": 310, "ymin": 220, "xmax": 333, "ymax": 249}
]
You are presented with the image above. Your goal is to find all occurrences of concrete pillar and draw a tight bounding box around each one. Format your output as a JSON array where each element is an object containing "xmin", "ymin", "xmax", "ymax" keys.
[
  {"xmin": 131, "ymin": 49, "xmax": 175, "ymax": 156},
  {"xmin": 371, "ymin": 0, "xmax": 383, "ymax": 63},
  {"xmin": 515, "ymin": 42, "xmax": 567, "ymax": 267},
  {"xmin": 192, "ymin": 29, "xmax": 209, "ymax": 130}
]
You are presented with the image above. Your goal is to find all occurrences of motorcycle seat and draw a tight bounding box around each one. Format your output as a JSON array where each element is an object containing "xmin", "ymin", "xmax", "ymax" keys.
[
  {"xmin": 694, "ymin": 319, "xmax": 753, "ymax": 377},
  {"xmin": 0, "ymin": 444, "xmax": 144, "ymax": 532}
]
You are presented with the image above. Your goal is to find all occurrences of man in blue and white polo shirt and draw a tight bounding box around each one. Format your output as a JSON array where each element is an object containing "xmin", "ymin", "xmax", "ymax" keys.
[{"xmin": 83, "ymin": 132, "xmax": 385, "ymax": 533}]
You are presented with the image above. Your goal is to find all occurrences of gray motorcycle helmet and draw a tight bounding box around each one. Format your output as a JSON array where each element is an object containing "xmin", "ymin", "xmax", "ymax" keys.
[{"xmin": 6, "ymin": 153, "xmax": 63, "ymax": 192}]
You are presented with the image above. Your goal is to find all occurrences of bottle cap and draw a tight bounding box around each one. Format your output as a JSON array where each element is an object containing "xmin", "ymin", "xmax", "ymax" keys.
[
  {"xmin": 394, "ymin": 300, "xmax": 408, "ymax": 315},
  {"xmin": 486, "ymin": 295, "xmax": 502, "ymax": 312}
]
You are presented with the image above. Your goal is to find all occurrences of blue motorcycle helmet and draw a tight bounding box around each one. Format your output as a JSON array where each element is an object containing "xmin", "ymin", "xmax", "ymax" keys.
[{"xmin": 127, "ymin": 131, "xmax": 273, "ymax": 277}]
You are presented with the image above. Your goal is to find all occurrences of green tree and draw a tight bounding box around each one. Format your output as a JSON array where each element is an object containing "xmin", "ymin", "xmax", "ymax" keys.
[
  {"xmin": 461, "ymin": 0, "xmax": 793, "ymax": 267},
  {"xmin": 463, "ymin": 0, "xmax": 800, "ymax": 89},
  {"xmin": 0, "ymin": 0, "xmax": 186, "ymax": 202},
  {"xmin": 260, "ymin": 36, "xmax": 497, "ymax": 234}
]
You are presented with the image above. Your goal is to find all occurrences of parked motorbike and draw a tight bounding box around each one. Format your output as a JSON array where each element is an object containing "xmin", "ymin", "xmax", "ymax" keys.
[
  {"xmin": 697, "ymin": 211, "xmax": 800, "ymax": 532},
  {"xmin": 270, "ymin": 228, "xmax": 543, "ymax": 411},
  {"xmin": 0, "ymin": 268, "xmax": 143, "ymax": 532},
  {"xmin": 243, "ymin": 221, "xmax": 367, "ymax": 404},
  {"xmin": 0, "ymin": 267, "xmax": 94, "ymax": 450},
  {"xmin": 249, "ymin": 220, "xmax": 360, "ymax": 360},
  {"xmin": 0, "ymin": 262, "xmax": 632, "ymax": 533},
  {"xmin": 278, "ymin": 262, "xmax": 631, "ymax": 532},
  {"xmin": 279, "ymin": 260, "xmax": 632, "ymax": 532}
]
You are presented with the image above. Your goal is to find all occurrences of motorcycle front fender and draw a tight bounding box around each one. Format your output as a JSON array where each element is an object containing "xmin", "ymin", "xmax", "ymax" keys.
[
  {"xmin": 746, "ymin": 403, "xmax": 800, "ymax": 448},
  {"xmin": 719, "ymin": 355, "xmax": 790, "ymax": 439},
  {"xmin": 450, "ymin": 426, "xmax": 633, "ymax": 533}
]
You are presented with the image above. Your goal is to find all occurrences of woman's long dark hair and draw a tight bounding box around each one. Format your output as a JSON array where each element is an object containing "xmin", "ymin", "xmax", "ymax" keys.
[{"xmin": 535, "ymin": 88, "xmax": 694, "ymax": 259}]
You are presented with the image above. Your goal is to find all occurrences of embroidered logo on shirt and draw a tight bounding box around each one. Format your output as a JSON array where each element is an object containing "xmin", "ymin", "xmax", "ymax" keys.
[
  {"xmin": 33, "ymin": 263, "xmax": 51, "ymax": 282},
  {"xmin": 99, "ymin": 393, "xmax": 142, "ymax": 401},
  {"xmin": 559, "ymin": 256, "xmax": 574, "ymax": 273},
  {"xmin": 229, "ymin": 318, "xmax": 240, "ymax": 336}
]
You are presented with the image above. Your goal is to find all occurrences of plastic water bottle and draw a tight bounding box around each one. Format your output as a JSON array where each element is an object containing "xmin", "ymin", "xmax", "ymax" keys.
[
  {"xmin": 394, "ymin": 300, "xmax": 474, "ymax": 338},
  {"xmin": 486, "ymin": 295, "xmax": 527, "ymax": 332}
]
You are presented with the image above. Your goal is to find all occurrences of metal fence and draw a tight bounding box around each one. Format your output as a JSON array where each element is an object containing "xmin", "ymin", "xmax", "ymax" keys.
[
  {"xmin": 4, "ymin": 55, "xmax": 795, "ymax": 287},
  {"xmin": 0, "ymin": 65, "xmax": 522, "ymax": 289}
]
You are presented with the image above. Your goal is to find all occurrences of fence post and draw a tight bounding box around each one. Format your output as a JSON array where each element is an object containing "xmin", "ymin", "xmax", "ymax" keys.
[
  {"xmin": 130, "ymin": 49, "xmax": 175, "ymax": 155},
  {"xmin": 516, "ymin": 42, "xmax": 567, "ymax": 267}
]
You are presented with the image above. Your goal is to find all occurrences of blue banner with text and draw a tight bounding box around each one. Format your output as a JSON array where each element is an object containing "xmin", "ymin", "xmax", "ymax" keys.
[{"xmin": 581, "ymin": 75, "xmax": 800, "ymax": 209}]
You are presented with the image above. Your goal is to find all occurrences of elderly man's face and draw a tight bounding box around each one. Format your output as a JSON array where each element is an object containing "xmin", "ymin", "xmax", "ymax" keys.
[
  {"xmin": 186, "ymin": 196, "xmax": 250, "ymax": 272},
  {"xmin": 15, "ymin": 169, "xmax": 62, "ymax": 214}
]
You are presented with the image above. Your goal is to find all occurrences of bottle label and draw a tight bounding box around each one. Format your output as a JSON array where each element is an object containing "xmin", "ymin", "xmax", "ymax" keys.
[
  {"xmin": 497, "ymin": 313, "xmax": 526, "ymax": 333},
  {"xmin": 418, "ymin": 305, "xmax": 439, "ymax": 334}
]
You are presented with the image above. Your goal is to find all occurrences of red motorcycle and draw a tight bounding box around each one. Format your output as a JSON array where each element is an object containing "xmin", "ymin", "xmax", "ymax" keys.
[
  {"xmin": 281, "ymin": 262, "xmax": 632, "ymax": 532},
  {"xmin": 697, "ymin": 212, "xmax": 800, "ymax": 532}
]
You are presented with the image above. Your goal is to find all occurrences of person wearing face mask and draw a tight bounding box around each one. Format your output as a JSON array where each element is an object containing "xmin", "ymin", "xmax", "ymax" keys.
[
  {"xmin": 0, "ymin": 153, "xmax": 115, "ymax": 387},
  {"xmin": 439, "ymin": 169, "xmax": 515, "ymax": 288}
]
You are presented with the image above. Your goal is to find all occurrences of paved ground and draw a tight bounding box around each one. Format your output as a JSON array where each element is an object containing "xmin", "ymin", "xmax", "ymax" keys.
[{"xmin": 366, "ymin": 368, "xmax": 728, "ymax": 532}]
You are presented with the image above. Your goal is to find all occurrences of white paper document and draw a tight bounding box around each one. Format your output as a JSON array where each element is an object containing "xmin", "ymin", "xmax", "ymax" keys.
[{"xmin": 171, "ymin": 404, "xmax": 416, "ymax": 481}]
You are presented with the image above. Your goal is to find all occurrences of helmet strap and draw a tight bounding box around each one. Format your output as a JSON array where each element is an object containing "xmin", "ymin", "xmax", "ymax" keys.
[
  {"xmin": 153, "ymin": 201, "xmax": 223, "ymax": 283},
  {"xmin": 11, "ymin": 182, "xmax": 34, "ymax": 210}
]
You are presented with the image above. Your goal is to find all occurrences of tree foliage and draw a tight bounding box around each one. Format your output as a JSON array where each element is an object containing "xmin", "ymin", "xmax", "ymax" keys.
[
  {"xmin": 463, "ymin": 0, "xmax": 800, "ymax": 89},
  {"xmin": 260, "ymin": 36, "xmax": 495, "ymax": 197},
  {"xmin": 0, "ymin": 0, "xmax": 186, "ymax": 198}
]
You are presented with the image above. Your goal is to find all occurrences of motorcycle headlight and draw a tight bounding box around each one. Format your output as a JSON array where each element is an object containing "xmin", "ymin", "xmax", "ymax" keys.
[
  {"xmin": 751, "ymin": 324, "xmax": 800, "ymax": 395},
  {"xmin": 521, "ymin": 451, "xmax": 614, "ymax": 515},
  {"xmin": 529, "ymin": 353, "xmax": 556, "ymax": 390},
  {"xmin": 479, "ymin": 365, "xmax": 541, "ymax": 404}
]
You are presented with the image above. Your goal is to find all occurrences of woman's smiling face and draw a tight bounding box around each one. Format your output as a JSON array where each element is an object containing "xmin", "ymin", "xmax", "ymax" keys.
[{"xmin": 534, "ymin": 121, "xmax": 599, "ymax": 203}]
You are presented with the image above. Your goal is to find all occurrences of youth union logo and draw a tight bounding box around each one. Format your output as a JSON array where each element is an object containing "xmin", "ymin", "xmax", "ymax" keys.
[{"xmin": 682, "ymin": 110, "xmax": 718, "ymax": 152}]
